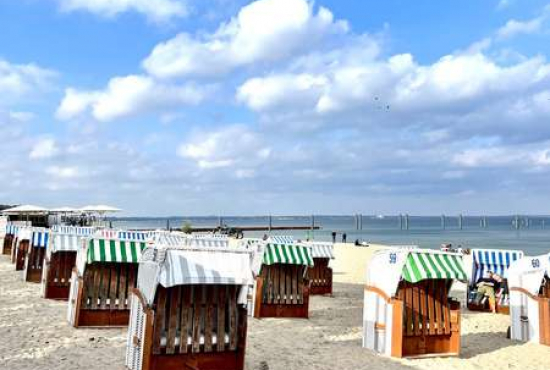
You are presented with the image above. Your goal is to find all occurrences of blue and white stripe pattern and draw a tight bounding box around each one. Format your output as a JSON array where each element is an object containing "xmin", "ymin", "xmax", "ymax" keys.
[
  {"xmin": 32, "ymin": 230, "xmax": 50, "ymax": 248},
  {"xmin": 471, "ymin": 248, "xmax": 524, "ymax": 284},
  {"xmin": 51, "ymin": 225, "xmax": 95, "ymax": 235},
  {"xmin": 118, "ymin": 231, "xmax": 148, "ymax": 241},
  {"xmin": 268, "ymin": 235, "xmax": 294, "ymax": 244}
]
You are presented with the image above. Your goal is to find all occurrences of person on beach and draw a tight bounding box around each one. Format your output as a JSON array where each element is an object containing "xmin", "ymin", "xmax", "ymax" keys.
[
  {"xmin": 474, "ymin": 271, "xmax": 502, "ymax": 313},
  {"xmin": 331, "ymin": 231, "xmax": 336, "ymax": 243}
]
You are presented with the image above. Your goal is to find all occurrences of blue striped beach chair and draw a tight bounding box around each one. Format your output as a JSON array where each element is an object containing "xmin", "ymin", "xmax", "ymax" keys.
[
  {"xmin": 467, "ymin": 248, "xmax": 523, "ymax": 314},
  {"xmin": 23, "ymin": 228, "xmax": 49, "ymax": 283}
]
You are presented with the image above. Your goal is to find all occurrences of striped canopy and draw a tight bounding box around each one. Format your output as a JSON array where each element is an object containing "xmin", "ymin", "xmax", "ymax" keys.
[
  {"xmin": 304, "ymin": 241, "xmax": 334, "ymax": 259},
  {"xmin": 32, "ymin": 230, "xmax": 49, "ymax": 248},
  {"xmin": 263, "ymin": 243, "xmax": 313, "ymax": 266},
  {"xmin": 5, "ymin": 224, "xmax": 17, "ymax": 235},
  {"xmin": 118, "ymin": 231, "xmax": 148, "ymax": 241},
  {"xmin": 402, "ymin": 251, "xmax": 467, "ymax": 283},
  {"xmin": 51, "ymin": 225, "xmax": 95, "ymax": 235},
  {"xmin": 51, "ymin": 233, "xmax": 84, "ymax": 253},
  {"xmin": 471, "ymin": 248, "xmax": 523, "ymax": 285},
  {"xmin": 268, "ymin": 235, "xmax": 294, "ymax": 244},
  {"xmin": 87, "ymin": 238, "xmax": 147, "ymax": 264}
]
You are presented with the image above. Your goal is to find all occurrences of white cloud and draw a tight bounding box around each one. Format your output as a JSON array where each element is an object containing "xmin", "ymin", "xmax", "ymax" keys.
[
  {"xmin": 496, "ymin": 5, "xmax": 550, "ymax": 39},
  {"xmin": 56, "ymin": 75, "xmax": 208, "ymax": 122},
  {"xmin": 177, "ymin": 125, "xmax": 270, "ymax": 169},
  {"xmin": 143, "ymin": 0, "xmax": 348, "ymax": 78},
  {"xmin": 0, "ymin": 58, "xmax": 54, "ymax": 105},
  {"xmin": 57, "ymin": 0, "xmax": 188, "ymax": 22},
  {"xmin": 45, "ymin": 165, "xmax": 81, "ymax": 179},
  {"xmin": 29, "ymin": 138, "xmax": 59, "ymax": 160}
]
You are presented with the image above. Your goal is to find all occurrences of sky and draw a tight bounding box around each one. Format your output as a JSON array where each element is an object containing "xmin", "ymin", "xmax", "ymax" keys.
[{"xmin": 1, "ymin": 0, "xmax": 550, "ymax": 216}]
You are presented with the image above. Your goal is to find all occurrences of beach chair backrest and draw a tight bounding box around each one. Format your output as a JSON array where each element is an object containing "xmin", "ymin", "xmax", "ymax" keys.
[
  {"xmin": 151, "ymin": 284, "xmax": 244, "ymax": 355},
  {"xmin": 81, "ymin": 263, "xmax": 138, "ymax": 311}
]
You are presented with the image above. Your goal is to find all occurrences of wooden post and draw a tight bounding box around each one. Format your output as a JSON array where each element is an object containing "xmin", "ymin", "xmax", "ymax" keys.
[
  {"xmin": 405, "ymin": 214, "xmax": 409, "ymax": 230},
  {"xmin": 458, "ymin": 214, "xmax": 463, "ymax": 230},
  {"xmin": 399, "ymin": 214, "xmax": 403, "ymax": 230},
  {"xmin": 359, "ymin": 214, "xmax": 363, "ymax": 230},
  {"xmin": 441, "ymin": 215, "xmax": 445, "ymax": 229},
  {"xmin": 268, "ymin": 215, "xmax": 272, "ymax": 232}
]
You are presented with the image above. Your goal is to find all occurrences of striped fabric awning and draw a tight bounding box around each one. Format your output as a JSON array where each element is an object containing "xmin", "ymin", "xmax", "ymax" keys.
[
  {"xmin": 304, "ymin": 242, "xmax": 335, "ymax": 259},
  {"xmin": 51, "ymin": 233, "xmax": 83, "ymax": 253},
  {"xmin": 32, "ymin": 230, "xmax": 49, "ymax": 248},
  {"xmin": 98, "ymin": 229, "xmax": 118, "ymax": 239},
  {"xmin": 268, "ymin": 235, "xmax": 294, "ymax": 244},
  {"xmin": 187, "ymin": 238, "xmax": 229, "ymax": 248},
  {"xmin": 51, "ymin": 225, "xmax": 95, "ymax": 235},
  {"xmin": 87, "ymin": 238, "xmax": 147, "ymax": 264},
  {"xmin": 471, "ymin": 249, "xmax": 523, "ymax": 284},
  {"xmin": 159, "ymin": 249, "xmax": 254, "ymax": 287},
  {"xmin": 191, "ymin": 233, "xmax": 228, "ymax": 240},
  {"xmin": 402, "ymin": 252, "xmax": 467, "ymax": 283},
  {"xmin": 263, "ymin": 243, "xmax": 313, "ymax": 266},
  {"xmin": 118, "ymin": 231, "xmax": 148, "ymax": 241}
]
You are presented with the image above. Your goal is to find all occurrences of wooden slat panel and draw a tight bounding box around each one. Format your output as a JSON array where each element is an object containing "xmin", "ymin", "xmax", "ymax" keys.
[
  {"xmin": 442, "ymin": 281, "xmax": 450, "ymax": 335},
  {"xmin": 405, "ymin": 284, "xmax": 413, "ymax": 336},
  {"xmin": 427, "ymin": 280, "xmax": 436, "ymax": 335},
  {"xmin": 118, "ymin": 264, "xmax": 127, "ymax": 310},
  {"xmin": 166, "ymin": 286, "xmax": 180, "ymax": 354},
  {"xmin": 229, "ymin": 286, "xmax": 238, "ymax": 350},
  {"xmin": 152, "ymin": 287, "xmax": 166, "ymax": 355},
  {"xmin": 297, "ymin": 266, "xmax": 304, "ymax": 304},
  {"xmin": 434, "ymin": 281, "xmax": 443, "ymax": 335},
  {"xmin": 217, "ymin": 286, "xmax": 226, "ymax": 351},
  {"xmin": 179, "ymin": 286, "xmax": 190, "ymax": 354},
  {"xmin": 286, "ymin": 265, "xmax": 292, "ymax": 304},
  {"xmin": 420, "ymin": 281, "xmax": 428, "ymax": 336},
  {"xmin": 91, "ymin": 265, "xmax": 101, "ymax": 309},
  {"xmin": 192, "ymin": 286, "xmax": 202, "ymax": 353},
  {"xmin": 126, "ymin": 264, "xmax": 137, "ymax": 309},
  {"xmin": 109, "ymin": 264, "xmax": 117, "ymax": 310},
  {"xmin": 273, "ymin": 265, "xmax": 279, "ymax": 304},
  {"xmin": 292, "ymin": 265, "xmax": 298, "ymax": 304},
  {"xmin": 413, "ymin": 284, "xmax": 420, "ymax": 336},
  {"xmin": 204, "ymin": 285, "xmax": 214, "ymax": 353}
]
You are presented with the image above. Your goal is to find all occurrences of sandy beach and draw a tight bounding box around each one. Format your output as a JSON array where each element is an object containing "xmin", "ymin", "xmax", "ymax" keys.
[{"xmin": 1, "ymin": 243, "xmax": 550, "ymax": 370}]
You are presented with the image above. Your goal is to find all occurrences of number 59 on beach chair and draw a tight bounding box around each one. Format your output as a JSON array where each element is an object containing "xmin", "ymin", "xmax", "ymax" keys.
[
  {"xmin": 126, "ymin": 243, "xmax": 255, "ymax": 370},
  {"xmin": 68, "ymin": 237, "xmax": 147, "ymax": 327},
  {"xmin": 508, "ymin": 254, "xmax": 550, "ymax": 346},
  {"xmin": 363, "ymin": 249, "xmax": 467, "ymax": 358}
]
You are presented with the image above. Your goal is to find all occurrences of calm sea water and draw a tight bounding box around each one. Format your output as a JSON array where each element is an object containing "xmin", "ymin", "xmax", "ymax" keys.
[{"xmin": 111, "ymin": 215, "xmax": 550, "ymax": 256}]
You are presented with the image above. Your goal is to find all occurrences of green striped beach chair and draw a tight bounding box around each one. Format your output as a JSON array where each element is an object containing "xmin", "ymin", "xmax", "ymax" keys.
[
  {"xmin": 363, "ymin": 249, "xmax": 467, "ymax": 358},
  {"xmin": 253, "ymin": 242, "xmax": 314, "ymax": 319},
  {"xmin": 68, "ymin": 236, "xmax": 148, "ymax": 327}
]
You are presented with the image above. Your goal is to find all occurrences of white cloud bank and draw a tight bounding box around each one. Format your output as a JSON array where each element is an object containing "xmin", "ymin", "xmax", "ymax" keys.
[
  {"xmin": 56, "ymin": 0, "xmax": 188, "ymax": 22},
  {"xmin": 143, "ymin": 0, "xmax": 348, "ymax": 78},
  {"xmin": 0, "ymin": 58, "xmax": 54, "ymax": 105},
  {"xmin": 56, "ymin": 75, "xmax": 208, "ymax": 122}
]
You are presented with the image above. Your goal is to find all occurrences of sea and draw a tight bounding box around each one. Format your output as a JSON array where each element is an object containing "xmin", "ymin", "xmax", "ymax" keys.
[{"xmin": 111, "ymin": 215, "xmax": 550, "ymax": 256}]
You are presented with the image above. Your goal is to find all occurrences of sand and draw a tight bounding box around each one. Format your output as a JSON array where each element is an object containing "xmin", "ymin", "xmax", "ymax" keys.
[{"xmin": 1, "ymin": 243, "xmax": 550, "ymax": 370}]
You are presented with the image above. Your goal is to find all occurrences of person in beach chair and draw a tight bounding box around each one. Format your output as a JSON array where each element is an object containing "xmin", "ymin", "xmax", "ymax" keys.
[{"xmin": 474, "ymin": 271, "xmax": 502, "ymax": 313}]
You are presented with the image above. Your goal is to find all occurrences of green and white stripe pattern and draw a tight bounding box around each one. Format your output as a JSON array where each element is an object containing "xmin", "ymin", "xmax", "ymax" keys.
[
  {"xmin": 263, "ymin": 243, "xmax": 314, "ymax": 266},
  {"xmin": 402, "ymin": 252, "xmax": 467, "ymax": 283},
  {"xmin": 87, "ymin": 238, "xmax": 147, "ymax": 264}
]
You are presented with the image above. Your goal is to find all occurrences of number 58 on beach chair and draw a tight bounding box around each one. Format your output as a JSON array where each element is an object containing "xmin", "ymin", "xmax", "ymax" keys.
[
  {"xmin": 508, "ymin": 254, "xmax": 550, "ymax": 346},
  {"xmin": 126, "ymin": 242, "xmax": 255, "ymax": 370},
  {"xmin": 363, "ymin": 249, "xmax": 467, "ymax": 358},
  {"xmin": 68, "ymin": 236, "xmax": 147, "ymax": 327}
]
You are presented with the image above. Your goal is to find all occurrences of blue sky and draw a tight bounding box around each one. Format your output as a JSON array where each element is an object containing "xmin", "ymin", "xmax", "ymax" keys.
[{"xmin": 1, "ymin": 0, "xmax": 550, "ymax": 216}]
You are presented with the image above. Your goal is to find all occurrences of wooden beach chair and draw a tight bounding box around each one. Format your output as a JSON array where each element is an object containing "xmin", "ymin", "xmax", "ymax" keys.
[
  {"xmin": 23, "ymin": 229, "xmax": 49, "ymax": 283},
  {"xmin": 41, "ymin": 228, "xmax": 95, "ymax": 300},
  {"xmin": 508, "ymin": 254, "xmax": 550, "ymax": 346},
  {"xmin": 2, "ymin": 224, "xmax": 15, "ymax": 256},
  {"xmin": 304, "ymin": 241, "xmax": 335, "ymax": 295},
  {"xmin": 14, "ymin": 227, "xmax": 32, "ymax": 271},
  {"xmin": 252, "ymin": 241, "xmax": 313, "ymax": 319},
  {"xmin": 363, "ymin": 249, "xmax": 467, "ymax": 358},
  {"xmin": 467, "ymin": 248, "xmax": 523, "ymax": 314},
  {"xmin": 125, "ymin": 241, "xmax": 255, "ymax": 370},
  {"xmin": 68, "ymin": 236, "xmax": 147, "ymax": 327}
]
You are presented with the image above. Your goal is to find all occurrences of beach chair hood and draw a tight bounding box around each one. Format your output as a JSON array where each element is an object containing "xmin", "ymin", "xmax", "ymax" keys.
[
  {"xmin": 303, "ymin": 241, "xmax": 335, "ymax": 259},
  {"xmin": 367, "ymin": 249, "xmax": 467, "ymax": 298},
  {"xmin": 508, "ymin": 254, "xmax": 550, "ymax": 296},
  {"xmin": 137, "ymin": 245, "xmax": 255, "ymax": 306},
  {"xmin": 470, "ymin": 248, "xmax": 523, "ymax": 284}
]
